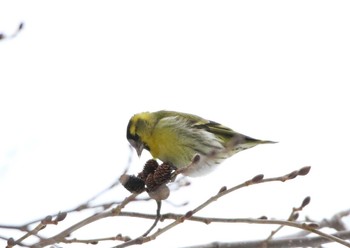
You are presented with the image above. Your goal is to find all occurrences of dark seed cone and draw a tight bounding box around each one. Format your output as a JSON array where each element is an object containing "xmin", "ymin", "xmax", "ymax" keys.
[
  {"xmin": 142, "ymin": 159, "xmax": 159, "ymax": 177},
  {"xmin": 145, "ymin": 173, "xmax": 158, "ymax": 191},
  {"xmin": 137, "ymin": 171, "xmax": 146, "ymax": 181},
  {"xmin": 120, "ymin": 175, "xmax": 145, "ymax": 193},
  {"xmin": 154, "ymin": 163, "xmax": 173, "ymax": 185}
]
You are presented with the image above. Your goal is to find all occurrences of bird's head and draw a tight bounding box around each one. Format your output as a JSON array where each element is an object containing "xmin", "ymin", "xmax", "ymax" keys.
[{"xmin": 126, "ymin": 112, "xmax": 153, "ymax": 157}]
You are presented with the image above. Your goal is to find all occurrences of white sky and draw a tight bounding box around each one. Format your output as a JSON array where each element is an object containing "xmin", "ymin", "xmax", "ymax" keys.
[{"xmin": 1, "ymin": 1, "xmax": 350, "ymax": 247}]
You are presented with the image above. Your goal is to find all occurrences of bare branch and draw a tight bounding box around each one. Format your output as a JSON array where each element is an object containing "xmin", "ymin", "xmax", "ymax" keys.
[
  {"xmin": 0, "ymin": 22, "xmax": 24, "ymax": 41},
  {"xmin": 62, "ymin": 234, "xmax": 131, "ymax": 245},
  {"xmin": 29, "ymin": 193, "xmax": 140, "ymax": 248},
  {"xmin": 111, "ymin": 166, "xmax": 328, "ymax": 248},
  {"xmin": 183, "ymin": 230, "xmax": 350, "ymax": 248},
  {"xmin": 261, "ymin": 196, "xmax": 311, "ymax": 247},
  {"xmin": 4, "ymin": 165, "xmax": 350, "ymax": 248}
]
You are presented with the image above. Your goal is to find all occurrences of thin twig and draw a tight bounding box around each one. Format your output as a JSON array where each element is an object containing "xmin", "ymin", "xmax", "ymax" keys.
[
  {"xmin": 11, "ymin": 222, "xmax": 46, "ymax": 248},
  {"xmin": 142, "ymin": 201, "xmax": 162, "ymax": 237},
  {"xmin": 62, "ymin": 234, "xmax": 131, "ymax": 245},
  {"xmin": 0, "ymin": 22, "xmax": 24, "ymax": 40},
  {"xmin": 31, "ymin": 193, "xmax": 140, "ymax": 248},
  {"xmin": 283, "ymin": 208, "xmax": 350, "ymax": 239},
  {"xmin": 0, "ymin": 202, "xmax": 116, "ymax": 231},
  {"xmin": 183, "ymin": 230, "xmax": 350, "ymax": 248},
  {"xmin": 262, "ymin": 196, "xmax": 311, "ymax": 247}
]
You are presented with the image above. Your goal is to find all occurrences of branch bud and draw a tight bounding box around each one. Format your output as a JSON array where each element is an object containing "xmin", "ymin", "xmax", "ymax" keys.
[
  {"xmin": 185, "ymin": 210, "xmax": 193, "ymax": 218},
  {"xmin": 291, "ymin": 213, "xmax": 299, "ymax": 221},
  {"xmin": 301, "ymin": 196, "xmax": 311, "ymax": 209},
  {"xmin": 252, "ymin": 174, "xmax": 264, "ymax": 183},
  {"xmin": 218, "ymin": 186, "xmax": 227, "ymax": 193},
  {"xmin": 18, "ymin": 22, "xmax": 24, "ymax": 31},
  {"xmin": 298, "ymin": 166, "xmax": 311, "ymax": 176},
  {"xmin": 7, "ymin": 238, "xmax": 15, "ymax": 247},
  {"xmin": 307, "ymin": 223, "xmax": 319, "ymax": 229},
  {"xmin": 55, "ymin": 212, "xmax": 67, "ymax": 222},
  {"xmin": 42, "ymin": 215, "xmax": 52, "ymax": 224}
]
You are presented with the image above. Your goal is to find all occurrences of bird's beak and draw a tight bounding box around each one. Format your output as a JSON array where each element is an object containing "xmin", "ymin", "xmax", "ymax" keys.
[{"xmin": 135, "ymin": 142, "xmax": 144, "ymax": 157}]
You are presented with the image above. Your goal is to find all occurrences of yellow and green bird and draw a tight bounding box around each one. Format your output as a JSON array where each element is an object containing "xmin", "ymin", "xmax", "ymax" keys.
[{"xmin": 127, "ymin": 110, "xmax": 275, "ymax": 177}]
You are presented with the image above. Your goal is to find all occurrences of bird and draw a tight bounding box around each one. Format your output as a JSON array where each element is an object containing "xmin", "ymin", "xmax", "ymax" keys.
[{"xmin": 126, "ymin": 110, "xmax": 275, "ymax": 177}]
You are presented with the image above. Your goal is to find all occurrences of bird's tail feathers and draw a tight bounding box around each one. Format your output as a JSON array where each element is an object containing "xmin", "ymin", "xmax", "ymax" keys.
[{"xmin": 226, "ymin": 133, "xmax": 277, "ymax": 154}]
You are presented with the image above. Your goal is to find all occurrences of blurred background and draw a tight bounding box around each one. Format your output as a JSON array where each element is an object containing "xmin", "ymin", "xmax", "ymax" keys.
[{"xmin": 1, "ymin": 1, "xmax": 350, "ymax": 247}]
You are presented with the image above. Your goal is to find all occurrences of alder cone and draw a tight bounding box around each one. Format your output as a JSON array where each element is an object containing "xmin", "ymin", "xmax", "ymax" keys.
[
  {"xmin": 138, "ymin": 160, "xmax": 159, "ymax": 181},
  {"xmin": 154, "ymin": 163, "xmax": 173, "ymax": 185},
  {"xmin": 120, "ymin": 175, "xmax": 145, "ymax": 193}
]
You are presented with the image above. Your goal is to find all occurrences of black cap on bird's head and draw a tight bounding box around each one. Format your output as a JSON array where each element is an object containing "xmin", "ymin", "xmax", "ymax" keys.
[
  {"xmin": 127, "ymin": 118, "xmax": 144, "ymax": 157},
  {"xmin": 127, "ymin": 113, "xmax": 153, "ymax": 157}
]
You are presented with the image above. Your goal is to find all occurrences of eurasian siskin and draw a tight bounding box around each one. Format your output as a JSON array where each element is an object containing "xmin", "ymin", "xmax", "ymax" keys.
[{"xmin": 127, "ymin": 110, "xmax": 275, "ymax": 177}]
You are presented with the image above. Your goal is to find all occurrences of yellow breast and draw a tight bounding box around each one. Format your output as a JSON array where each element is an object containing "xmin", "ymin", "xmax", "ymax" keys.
[{"xmin": 142, "ymin": 128, "xmax": 193, "ymax": 168}]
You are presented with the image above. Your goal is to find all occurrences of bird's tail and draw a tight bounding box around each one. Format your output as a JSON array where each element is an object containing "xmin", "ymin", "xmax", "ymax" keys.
[{"xmin": 226, "ymin": 133, "xmax": 277, "ymax": 155}]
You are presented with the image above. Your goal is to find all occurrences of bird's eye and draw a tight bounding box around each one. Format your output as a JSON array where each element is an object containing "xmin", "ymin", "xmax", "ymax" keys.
[{"xmin": 133, "ymin": 133, "xmax": 140, "ymax": 142}]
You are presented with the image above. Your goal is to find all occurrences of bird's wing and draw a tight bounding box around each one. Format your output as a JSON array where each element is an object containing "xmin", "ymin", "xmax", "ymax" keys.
[
  {"xmin": 192, "ymin": 120, "xmax": 235, "ymax": 138},
  {"xmin": 154, "ymin": 110, "xmax": 235, "ymax": 139},
  {"xmin": 154, "ymin": 110, "xmax": 275, "ymax": 145}
]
